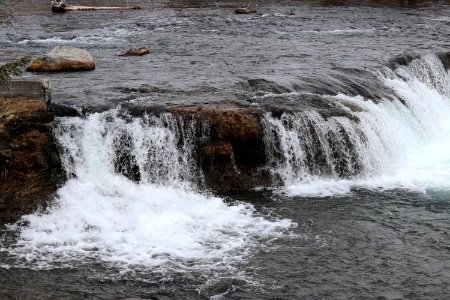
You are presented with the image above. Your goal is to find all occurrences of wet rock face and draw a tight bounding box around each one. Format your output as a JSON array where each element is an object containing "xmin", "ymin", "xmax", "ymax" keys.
[
  {"xmin": 120, "ymin": 103, "xmax": 273, "ymax": 193},
  {"xmin": 438, "ymin": 51, "xmax": 450, "ymax": 71},
  {"xmin": 186, "ymin": 108, "xmax": 268, "ymax": 193},
  {"xmin": 0, "ymin": 97, "xmax": 62, "ymax": 223},
  {"xmin": 118, "ymin": 98, "xmax": 372, "ymax": 193},
  {"xmin": 27, "ymin": 45, "xmax": 95, "ymax": 72}
]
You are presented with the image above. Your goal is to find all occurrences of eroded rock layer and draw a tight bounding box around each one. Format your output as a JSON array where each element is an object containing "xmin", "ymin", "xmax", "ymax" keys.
[{"xmin": 0, "ymin": 97, "xmax": 62, "ymax": 222}]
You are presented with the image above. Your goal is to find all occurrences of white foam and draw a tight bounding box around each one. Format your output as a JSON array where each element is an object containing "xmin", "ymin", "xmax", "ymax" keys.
[
  {"xmin": 270, "ymin": 54, "xmax": 450, "ymax": 197},
  {"xmin": 301, "ymin": 28, "xmax": 376, "ymax": 35},
  {"xmin": 5, "ymin": 111, "xmax": 293, "ymax": 270},
  {"xmin": 431, "ymin": 16, "xmax": 450, "ymax": 22},
  {"xmin": 281, "ymin": 178, "xmax": 353, "ymax": 198},
  {"xmin": 17, "ymin": 29, "xmax": 134, "ymax": 45},
  {"xmin": 9, "ymin": 179, "xmax": 290, "ymax": 270}
]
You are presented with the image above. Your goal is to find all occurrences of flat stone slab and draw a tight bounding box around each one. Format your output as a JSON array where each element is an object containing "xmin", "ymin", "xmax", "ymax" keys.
[{"xmin": 0, "ymin": 78, "xmax": 51, "ymax": 103}]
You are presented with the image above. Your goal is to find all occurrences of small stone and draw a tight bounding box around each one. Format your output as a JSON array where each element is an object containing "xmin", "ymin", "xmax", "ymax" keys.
[
  {"xmin": 235, "ymin": 8, "xmax": 257, "ymax": 14},
  {"xmin": 118, "ymin": 47, "xmax": 151, "ymax": 57}
]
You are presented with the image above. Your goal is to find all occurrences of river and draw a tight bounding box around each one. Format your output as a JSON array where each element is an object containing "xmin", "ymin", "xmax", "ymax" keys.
[{"xmin": 0, "ymin": 0, "xmax": 450, "ymax": 299}]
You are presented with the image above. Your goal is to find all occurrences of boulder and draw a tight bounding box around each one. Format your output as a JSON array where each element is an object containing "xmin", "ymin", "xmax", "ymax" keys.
[
  {"xmin": 48, "ymin": 103, "xmax": 81, "ymax": 117},
  {"xmin": 235, "ymin": 8, "xmax": 257, "ymax": 14},
  {"xmin": 118, "ymin": 47, "xmax": 151, "ymax": 57},
  {"xmin": 0, "ymin": 96, "xmax": 63, "ymax": 223},
  {"xmin": 27, "ymin": 45, "xmax": 95, "ymax": 72}
]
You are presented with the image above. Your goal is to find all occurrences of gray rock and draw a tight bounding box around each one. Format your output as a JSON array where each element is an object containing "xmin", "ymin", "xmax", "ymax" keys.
[
  {"xmin": 47, "ymin": 45, "xmax": 94, "ymax": 62},
  {"xmin": 27, "ymin": 45, "xmax": 95, "ymax": 72}
]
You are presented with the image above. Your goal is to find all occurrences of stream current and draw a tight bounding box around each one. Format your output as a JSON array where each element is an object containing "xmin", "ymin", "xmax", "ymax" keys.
[{"xmin": 1, "ymin": 1, "xmax": 450, "ymax": 299}]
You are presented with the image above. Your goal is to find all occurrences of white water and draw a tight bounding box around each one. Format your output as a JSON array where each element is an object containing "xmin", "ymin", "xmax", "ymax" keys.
[
  {"xmin": 264, "ymin": 54, "xmax": 450, "ymax": 197},
  {"xmin": 17, "ymin": 29, "xmax": 135, "ymax": 45},
  {"xmin": 4, "ymin": 110, "xmax": 292, "ymax": 271},
  {"xmin": 4, "ymin": 53, "xmax": 450, "ymax": 270}
]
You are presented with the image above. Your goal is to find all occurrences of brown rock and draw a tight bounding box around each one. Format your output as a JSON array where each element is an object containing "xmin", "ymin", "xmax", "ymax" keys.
[
  {"xmin": 118, "ymin": 47, "xmax": 151, "ymax": 57},
  {"xmin": 235, "ymin": 8, "xmax": 257, "ymax": 14},
  {"xmin": 114, "ymin": 101, "xmax": 278, "ymax": 193},
  {"xmin": 200, "ymin": 141, "xmax": 233, "ymax": 164},
  {"xmin": 0, "ymin": 96, "xmax": 63, "ymax": 223},
  {"xmin": 27, "ymin": 45, "xmax": 95, "ymax": 72}
]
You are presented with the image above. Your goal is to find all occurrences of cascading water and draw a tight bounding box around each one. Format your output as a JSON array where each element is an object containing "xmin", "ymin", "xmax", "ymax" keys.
[
  {"xmin": 57, "ymin": 111, "xmax": 200, "ymax": 188},
  {"xmin": 2, "ymin": 2, "xmax": 450, "ymax": 297},
  {"xmin": 263, "ymin": 53, "xmax": 450, "ymax": 197},
  {"xmin": 2, "ymin": 110, "xmax": 292, "ymax": 271},
  {"xmin": 2, "ymin": 51, "xmax": 449, "ymax": 284}
]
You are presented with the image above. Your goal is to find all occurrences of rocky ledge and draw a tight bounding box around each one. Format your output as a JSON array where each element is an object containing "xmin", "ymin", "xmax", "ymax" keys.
[
  {"xmin": 0, "ymin": 96, "xmax": 62, "ymax": 223},
  {"xmin": 0, "ymin": 89, "xmax": 361, "ymax": 220},
  {"xmin": 119, "ymin": 97, "xmax": 357, "ymax": 194},
  {"xmin": 172, "ymin": 104, "xmax": 271, "ymax": 193},
  {"xmin": 113, "ymin": 101, "xmax": 270, "ymax": 193}
]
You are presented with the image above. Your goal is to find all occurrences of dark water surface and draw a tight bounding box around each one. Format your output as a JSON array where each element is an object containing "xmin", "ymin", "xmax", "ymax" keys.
[
  {"xmin": 1, "ymin": 189, "xmax": 449, "ymax": 299},
  {"xmin": 1, "ymin": 0, "xmax": 449, "ymax": 108},
  {"xmin": 1, "ymin": 1, "xmax": 450, "ymax": 299}
]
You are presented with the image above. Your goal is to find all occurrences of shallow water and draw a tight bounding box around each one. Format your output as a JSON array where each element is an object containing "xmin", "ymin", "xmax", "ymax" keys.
[
  {"xmin": 2, "ymin": 0, "xmax": 450, "ymax": 108},
  {"xmin": 1, "ymin": 1, "xmax": 450, "ymax": 299}
]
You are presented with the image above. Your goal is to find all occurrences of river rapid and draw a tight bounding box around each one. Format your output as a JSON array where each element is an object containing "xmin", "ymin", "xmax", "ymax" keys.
[{"xmin": 1, "ymin": 0, "xmax": 450, "ymax": 299}]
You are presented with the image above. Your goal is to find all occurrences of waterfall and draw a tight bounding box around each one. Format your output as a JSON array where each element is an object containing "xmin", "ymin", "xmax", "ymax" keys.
[
  {"xmin": 55, "ymin": 110, "xmax": 200, "ymax": 188},
  {"xmin": 4, "ymin": 52, "xmax": 450, "ymax": 270},
  {"xmin": 4, "ymin": 110, "xmax": 292, "ymax": 271},
  {"xmin": 262, "ymin": 53, "xmax": 450, "ymax": 196}
]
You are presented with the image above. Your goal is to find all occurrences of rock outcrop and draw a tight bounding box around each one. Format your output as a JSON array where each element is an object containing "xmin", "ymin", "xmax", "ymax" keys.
[
  {"xmin": 176, "ymin": 105, "xmax": 270, "ymax": 193},
  {"xmin": 0, "ymin": 96, "xmax": 62, "ymax": 223},
  {"xmin": 27, "ymin": 45, "xmax": 95, "ymax": 72},
  {"xmin": 116, "ymin": 77, "xmax": 378, "ymax": 193},
  {"xmin": 121, "ymin": 102, "xmax": 275, "ymax": 193}
]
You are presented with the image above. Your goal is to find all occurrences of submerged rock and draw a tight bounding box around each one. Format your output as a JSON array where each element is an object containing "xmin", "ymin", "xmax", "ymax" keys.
[
  {"xmin": 235, "ymin": 8, "xmax": 257, "ymax": 14},
  {"xmin": 0, "ymin": 96, "xmax": 62, "ymax": 222},
  {"xmin": 48, "ymin": 103, "xmax": 81, "ymax": 117},
  {"xmin": 118, "ymin": 48, "xmax": 151, "ymax": 57},
  {"xmin": 27, "ymin": 45, "xmax": 95, "ymax": 72}
]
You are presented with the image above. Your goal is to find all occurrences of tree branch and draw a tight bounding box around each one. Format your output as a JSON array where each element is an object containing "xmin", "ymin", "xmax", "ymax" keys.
[
  {"xmin": 0, "ymin": 0, "xmax": 21, "ymax": 27},
  {"xmin": 0, "ymin": 56, "xmax": 30, "ymax": 84}
]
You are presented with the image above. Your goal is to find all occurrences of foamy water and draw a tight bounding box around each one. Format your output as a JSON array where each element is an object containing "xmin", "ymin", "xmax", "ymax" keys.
[
  {"xmin": 17, "ymin": 29, "xmax": 136, "ymax": 45},
  {"xmin": 274, "ymin": 54, "xmax": 450, "ymax": 197},
  {"xmin": 3, "ymin": 112, "xmax": 293, "ymax": 271}
]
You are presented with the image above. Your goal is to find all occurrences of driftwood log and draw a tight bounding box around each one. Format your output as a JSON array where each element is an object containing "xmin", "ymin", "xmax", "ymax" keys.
[{"xmin": 51, "ymin": 0, "xmax": 141, "ymax": 13}]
